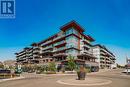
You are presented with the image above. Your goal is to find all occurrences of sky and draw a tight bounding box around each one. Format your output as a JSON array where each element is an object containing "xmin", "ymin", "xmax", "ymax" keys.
[{"xmin": 0, "ymin": 0, "xmax": 130, "ymax": 65}]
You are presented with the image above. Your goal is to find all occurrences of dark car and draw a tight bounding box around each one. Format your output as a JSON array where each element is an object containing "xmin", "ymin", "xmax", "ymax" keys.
[{"xmin": 0, "ymin": 69, "xmax": 11, "ymax": 74}]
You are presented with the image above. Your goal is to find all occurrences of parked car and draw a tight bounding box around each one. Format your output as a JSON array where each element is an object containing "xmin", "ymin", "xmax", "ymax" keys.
[
  {"xmin": 0, "ymin": 69, "xmax": 11, "ymax": 74},
  {"xmin": 122, "ymin": 69, "xmax": 130, "ymax": 74}
]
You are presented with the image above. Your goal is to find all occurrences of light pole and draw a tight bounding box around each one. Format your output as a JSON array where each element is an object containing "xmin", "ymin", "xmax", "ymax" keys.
[{"xmin": 126, "ymin": 56, "xmax": 129, "ymax": 75}]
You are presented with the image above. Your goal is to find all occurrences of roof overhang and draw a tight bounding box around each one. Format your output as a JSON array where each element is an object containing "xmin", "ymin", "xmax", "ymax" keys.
[{"xmin": 60, "ymin": 20, "xmax": 85, "ymax": 32}]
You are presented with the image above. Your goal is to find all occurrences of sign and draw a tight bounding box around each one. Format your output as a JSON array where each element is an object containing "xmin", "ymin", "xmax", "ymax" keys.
[{"xmin": 0, "ymin": 0, "xmax": 15, "ymax": 18}]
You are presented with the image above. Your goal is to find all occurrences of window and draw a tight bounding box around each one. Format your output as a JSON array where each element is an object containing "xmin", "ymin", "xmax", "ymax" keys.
[
  {"xmin": 65, "ymin": 28, "xmax": 79, "ymax": 36},
  {"xmin": 73, "ymin": 29, "xmax": 79, "ymax": 36},
  {"xmin": 65, "ymin": 28, "xmax": 73, "ymax": 35}
]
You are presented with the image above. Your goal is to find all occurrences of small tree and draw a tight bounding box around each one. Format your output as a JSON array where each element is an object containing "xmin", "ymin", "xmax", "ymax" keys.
[
  {"xmin": 48, "ymin": 62, "xmax": 56, "ymax": 72},
  {"xmin": 0, "ymin": 64, "xmax": 4, "ymax": 69},
  {"xmin": 67, "ymin": 55, "xmax": 77, "ymax": 71}
]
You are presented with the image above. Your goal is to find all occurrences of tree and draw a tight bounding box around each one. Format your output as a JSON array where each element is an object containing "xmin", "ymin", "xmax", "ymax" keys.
[
  {"xmin": 48, "ymin": 62, "xmax": 56, "ymax": 72},
  {"xmin": 67, "ymin": 55, "xmax": 77, "ymax": 71},
  {"xmin": 0, "ymin": 64, "xmax": 4, "ymax": 69}
]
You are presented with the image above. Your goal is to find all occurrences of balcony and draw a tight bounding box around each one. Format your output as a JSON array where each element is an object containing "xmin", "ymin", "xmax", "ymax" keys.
[
  {"xmin": 33, "ymin": 54, "xmax": 40, "ymax": 58},
  {"xmin": 28, "ymin": 56, "xmax": 33, "ymax": 59},
  {"xmin": 33, "ymin": 50, "xmax": 39, "ymax": 53},
  {"xmin": 53, "ymin": 53, "xmax": 68, "ymax": 57},
  {"xmin": 81, "ymin": 39, "xmax": 92, "ymax": 46},
  {"xmin": 78, "ymin": 52, "xmax": 96, "ymax": 59},
  {"xmin": 81, "ymin": 50, "xmax": 93, "ymax": 55},
  {"xmin": 100, "ymin": 61, "xmax": 105, "ymax": 64},
  {"xmin": 85, "ymin": 61, "xmax": 99, "ymax": 66},
  {"xmin": 41, "ymin": 40, "xmax": 53, "ymax": 46},
  {"xmin": 100, "ymin": 59, "xmax": 105, "ymax": 62},
  {"xmin": 42, "ymin": 46, "xmax": 53, "ymax": 51},
  {"xmin": 54, "ymin": 41, "xmax": 66, "ymax": 47},
  {"xmin": 53, "ymin": 35, "xmax": 65, "ymax": 41},
  {"xmin": 83, "ymin": 45, "xmax": 90, "ymax": 50},
  {"xmin": 41, "ymin": 51, "xmax": 53, "ymax": 55},
  {"xmin": 53, "ymin": 47, "xmax": 66, "ymax": 52}
]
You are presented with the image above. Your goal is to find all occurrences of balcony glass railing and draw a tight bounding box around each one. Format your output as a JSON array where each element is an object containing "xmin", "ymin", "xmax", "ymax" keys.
[
  {"xmin": 54, "ymin": 41, "xmax": 65, "ymax": 46},
  {"xmin": 41, "ymin": 40, "xmax": 52, "ymax": 46},
  {"xmin": 33, "ymin": 50, "xmax": 39, "ymax": 53},
  {"xmin": 53, "ymin": 47, "xmax": 66, "ymax": 52},
  {"xmin": 42, "ymin": 45, "xmax": 53, "ymax": 50},
  {"xmin": 81, "ymin": 39, "xmax": 90, "ymax": 43},
  {"xmin": 53, "ymin": 53, "xmax": 67, "ymax": 56},
  {"xmin": 53, "ymin": 34, "xmax": 65, "ymax": 41}
]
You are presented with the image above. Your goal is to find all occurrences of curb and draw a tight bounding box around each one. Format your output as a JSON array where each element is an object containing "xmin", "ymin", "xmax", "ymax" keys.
[
  {"xmin": 57, "ymin": 79, "xmax": 112, "ymax": 86},
  {"xmin": 0, "ymin": 76, "xmax": 25, "ymax": 83},
  {"xmin": 36, "ymin": 74, "xmax": 76, "ymax": 76}
]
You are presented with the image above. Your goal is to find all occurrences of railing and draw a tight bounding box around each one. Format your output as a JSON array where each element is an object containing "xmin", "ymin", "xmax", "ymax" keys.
[
  {"xmin": 53, "ymin": 47, "xmax": 66, "ymax": 52},
  {"xmin": 81, "ymin": 39, "xmax": 90, "ymax": 43},
  {"xmin": 33, "ymin": 50, "xmax": 40, "ymax": 53},
  {"xmin": 33, "ymin": 54, "xmax": 39, "ymax": 58},
  {"xmin": 53, "ymin": 53, "xmax": 67, "ymax": 56},
  {"xmin": 54, "ymin": 41, "xmax": 66, "ymax": 46},
  {"xmin": 53, "ymin": 35, "xmax": 65, "ymax": 41},
  {"xmin": 42, "ymin": 46, "xmax": 53, "ymax": 51},
  {"xmin": 41, "ymin": 40, "xmax": 53, "ymax": 46},
  {"xmin": 81, "ymin": 50, "xmax": 93, "ymax": 55},
  {"xmin": 83, "ymin": 45, "xmax": 91, "ymax": 49}
]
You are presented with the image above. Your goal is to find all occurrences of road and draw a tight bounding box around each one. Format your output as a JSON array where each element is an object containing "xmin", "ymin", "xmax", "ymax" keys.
[{"xmin": 0, "ymin": 69, "xmax": 130, "ymax": 87}]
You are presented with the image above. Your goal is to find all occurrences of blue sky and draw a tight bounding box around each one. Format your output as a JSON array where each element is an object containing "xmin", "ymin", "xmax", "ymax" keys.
[{"xmin": 0, "ymin": 0, "xmax": 130, "ymax": 65}]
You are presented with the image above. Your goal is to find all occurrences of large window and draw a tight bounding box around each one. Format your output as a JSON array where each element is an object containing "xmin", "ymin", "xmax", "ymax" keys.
[
  {"xmin": 73, "ymin": 29, "xmax": 79, "ymax": 36},
  {"xmin": 66, "ymin": 36, "xmax": 79, "ymax": 49},
  {"xmin": 66, "ymin": 28, "xmax": 73, "ymax": 35},
  {"xmin": 65, "ymin": 28, "xmax": 79, "ymax": 36}
]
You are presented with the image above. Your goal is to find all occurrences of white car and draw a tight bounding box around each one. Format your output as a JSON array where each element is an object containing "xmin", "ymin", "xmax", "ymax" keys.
[{"xmin": 122, "ymin": 69, "xmax": 130, "ymax": 73}]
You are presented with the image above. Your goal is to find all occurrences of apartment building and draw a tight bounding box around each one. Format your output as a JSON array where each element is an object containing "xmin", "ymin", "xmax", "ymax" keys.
[
  {"xmin": 92, "ymin": 44, "xmax": 116, "ymax": 69},
  {"xmin": 15, "ymin": 21, "xmax": 99, "ymax": 69}
]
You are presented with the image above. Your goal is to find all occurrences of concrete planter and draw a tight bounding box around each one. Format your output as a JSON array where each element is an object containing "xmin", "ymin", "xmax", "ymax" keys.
[
  {"xmin": 77, "ymin": 71, "xmax": 86, "ymax": 80},
  {"xmin": 77, "ymin": 66, "xmax": 86, "ymax": 80}
]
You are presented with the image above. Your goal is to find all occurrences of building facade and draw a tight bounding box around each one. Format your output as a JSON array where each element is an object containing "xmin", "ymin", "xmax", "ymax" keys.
[
  {"xmin": 92, "ymin": 44, "xmax": 116, "ymax": 69},
  {"xmin": 15, "ymin": 21, "xmax": 115, "ymax": 69}
]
